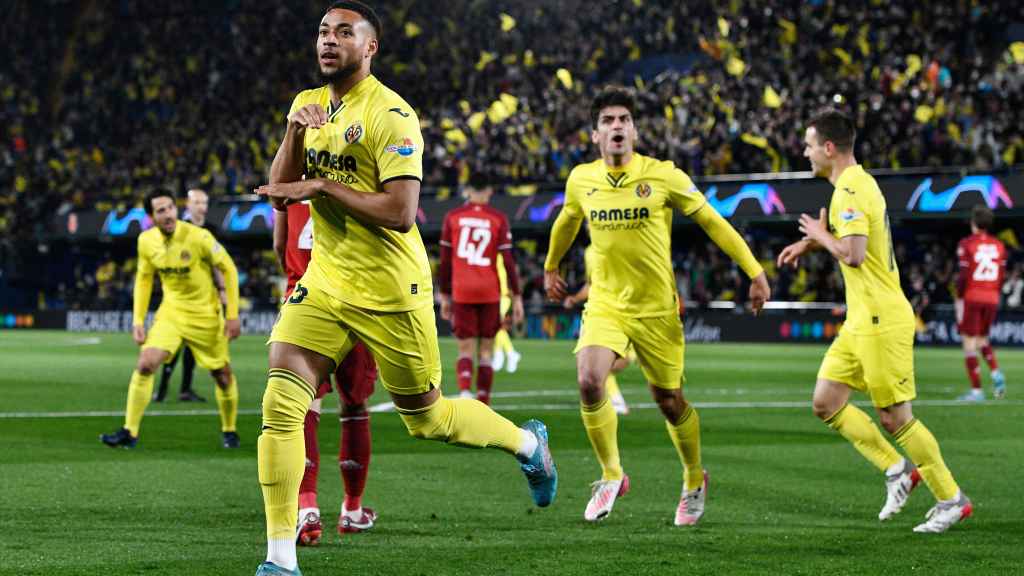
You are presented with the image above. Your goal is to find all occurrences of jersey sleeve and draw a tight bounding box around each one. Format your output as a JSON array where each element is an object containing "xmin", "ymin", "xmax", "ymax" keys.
[
  {"xmin": 544, "ymin": 172, "xmax": 585, "ymax": 271},
  {"xmin": 496, "ymin": 212, "xmax": 512, "ymax": 250},
  {"xmin": 372, "ymin": 103, "xmax": 424, "ymax": 182},
  {"xmin": 439, "ymin": 212, "xmax": 452, "ymax": 248},
  {"xmin": 199, "ymin": 230, "xmax": 240, "ymax": 319},
  {"xmin": 830, "ymin": 184, "xmax": 871, "ymax": 239},
  {"xmin": 287, "ymin": 91, "xmax": 306, "ymax": 120},
  {"xmin": 132, "ymin": 235, "xmax": 155, "ymax": 325},
  {"xmin": 665, "ymin": 165, "xmax": 706, "ymax": 215}
]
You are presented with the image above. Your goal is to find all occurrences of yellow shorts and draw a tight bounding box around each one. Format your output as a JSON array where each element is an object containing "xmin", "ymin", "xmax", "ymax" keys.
[
  {"xmin": 145, "ymin": 310, "xmax": 229, "ymax": 370},
  {"xmin": 269, "ymin": 276, "xmax": 442, "ymax": 396},
  {"xmin": 818, "ymin": 326, "xmax": 916, "ymax": 408},
  {"xmin": 574, "ymin": 309, "xmax": 683, "ymax": 388}
]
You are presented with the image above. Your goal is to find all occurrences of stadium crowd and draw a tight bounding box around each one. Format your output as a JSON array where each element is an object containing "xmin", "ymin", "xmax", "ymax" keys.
[{"xmin": 3, "ymin": 0, "xmax": 1024, "ymax": 308}]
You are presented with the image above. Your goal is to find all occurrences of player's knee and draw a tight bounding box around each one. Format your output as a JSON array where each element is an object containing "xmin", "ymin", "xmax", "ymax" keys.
[
  {"xmin": 811, "ymin": 396, "xmax": 837, "ymax": 421},
  {"xmin": 212, "ymin": 366, "xmax": 232, "ymax": 390},
  {"xmin": 578, "ymin": 369, "xmax": 605, "ymax": 398},
  {"xmin": 340, "ymin": 402, "xmax": 367, "ymax": 418},
  {"xmin": 654, "ymin": 394, "xmax": 683, "ymax": 422},
  {"xmin": 136, "ymin": 355, "xmax": 159, "ymax": 375},
  {"xmin": 261, "ymin": 372, "xmax": 312, "ymax": 432}
]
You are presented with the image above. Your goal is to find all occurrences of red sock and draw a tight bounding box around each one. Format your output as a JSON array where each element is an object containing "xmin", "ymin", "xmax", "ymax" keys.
[
  {"xmin": 299, "ymin": 409, "xmax": 321, "ymax": 509},
  {"xmin": 981, "ymin": 345, "xmax": 999, "ymax": 371},
  {"xmin": 456, "ymin": 357, "xmax": 473, "ymax": 392},
  {"xmin": 965, "ymin": 354, "xmax": 981, "ymax": 389},
  {"xmin": 340, "ymin": 414, "xmax": 371, "ymax": 511},
  {"xmin": 476, "ymin": 364, "xmax": 494, "ymax": 405}
]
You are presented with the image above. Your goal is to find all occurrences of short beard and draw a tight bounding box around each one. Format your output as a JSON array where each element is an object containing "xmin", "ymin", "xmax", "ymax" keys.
[{"xmin": 319, "ymin": 61, "xmax": 360, "ymax": 84}]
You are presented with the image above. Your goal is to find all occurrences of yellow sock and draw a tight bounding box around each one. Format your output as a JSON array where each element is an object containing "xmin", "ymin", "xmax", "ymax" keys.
[
  {"xmin": 894, "ymin": 419, "xmax": 959, "ymax": 501},
  {"xmin": 604, "ymin": 373, "xmax": 621, "ymax": 399},
  {"xmin": 494, "ymin": 329, "xmax": 514, "ymax": 355},
  {"xmin": 397, "ymin": 395, "xmax": 522, "ymax": 453},
  {"xmin": 258, "ymin": 369, "xmax": 314, "ymax": 540},
  {"xmin": 581, "ymin": 398, "xmax": 622, "ymax": 481},
  {"xmin": 215, "ymin": 374, "xmax": 239, "ymax": 432},
  {"xmin": 824, "ymin": 404, "xmax": 902, "ymax": 472},
  {"xmin": 666, "ymin": 403, "xmax": 703, "ymax": 490},
  {"xmin": 123, "ymin": 370, "xmax": 154, "ymax": 437}
]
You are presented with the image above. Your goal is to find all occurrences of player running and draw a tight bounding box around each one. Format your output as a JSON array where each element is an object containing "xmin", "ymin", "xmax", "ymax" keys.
[
  {"xmin": 438, "ymin": 172, "xmax": 524, "ymax": 404},
  {"xmin": 545, "ymin": 86, "xmax": 770, "ymax": 525},
  {"xmin": 778, "ymin": 108, "xmax": 971, "ymax": 533},
  {"xmin": 252, "ymin": 3, "xmax": 556, "ymax": 574}
]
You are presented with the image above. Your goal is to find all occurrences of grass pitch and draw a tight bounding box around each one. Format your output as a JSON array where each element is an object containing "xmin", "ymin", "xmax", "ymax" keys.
[{"xmin": 0, "ymin": 331, "xmax": 1021, "ymax": 575}]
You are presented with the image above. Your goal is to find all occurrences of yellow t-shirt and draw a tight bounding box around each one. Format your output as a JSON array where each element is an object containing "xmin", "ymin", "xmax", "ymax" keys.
[
  {"xmin": 134, "ymin": 221, "xmax": 238, "ymax": 323},
  {"xmin": 557, "ymin": 154, "xmax": 705, "ymax": 318},
  {"xmin": 828, "ymin": 165, "xmax": 914, "ymax": 333},
  {"xmin": 289, "ymin": 75, "xmax": 431, "ymax": 311}
]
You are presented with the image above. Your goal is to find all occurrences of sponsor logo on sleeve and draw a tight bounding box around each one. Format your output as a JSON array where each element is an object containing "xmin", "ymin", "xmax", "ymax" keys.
[{"xmin": 385, "ymin": 138, "xmax": 418, "ymax": 157}]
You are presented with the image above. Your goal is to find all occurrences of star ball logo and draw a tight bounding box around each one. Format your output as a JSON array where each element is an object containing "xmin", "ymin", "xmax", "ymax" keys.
[
  {"xmin": 180, "ymin": 249, "xmax": 191, "ymax": 262},
  {"xmin": 344, "ymin": 123, "xmax": 363, "ymax": 144},
  {"xmin": 635, "ymin": 183, "xmax": 652, "ymax": 198},
  {"xmin": 385, "ymin": 138, "xmax": 417, "ymax": 157}
]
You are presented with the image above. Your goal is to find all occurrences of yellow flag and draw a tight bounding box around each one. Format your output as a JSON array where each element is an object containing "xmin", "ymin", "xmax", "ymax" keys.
[
  {"xmin": 467, "ymin": 112, "xmax": 486, "ymax": 132},
  {"xmin": 718, "ymin": 17, "xmax": 730, "ymax": 37},
  {"xmin": 444, "ymin": 128, "xmax": 467, "ymax": 145},
  {"xmin": 476, "ymin": 51, "xmax": 497, "ymax": 71},
  {"xmin": 1011, "ymin": 42, "xmax": 1024, "ymax": 64},
  {"xmin": 832, "ymin": 47, "xmax": 852, "ymax": 66},
  {"xmin": 998, "ymin": 228, "xmax": 1020, "ymax": 250},
  {"xmin": 404, "ymin": 22, "xmax": 421, "ymax": 38},
  {"xmin": 778, "ymin": 18, "xmax": 796, "ymax": 44},
  {"xmin": 487, "ymin": 100, "xmax": 512, "ymax": 124},
  {"xmin": 458, "ymin": 100, "xmax": 471, "ymax": 116},
  {"xmin": 524, "ymin": 50, "xmax": 536, "ymax": 68},
  {"xmin": 499, "ymin": 93, "xmax": 518, "ymax": 114},
  {"xmin": 726, "ymin": 56, "xmax": 745, "ymax": 76},
  {"xmin": 741, "ymin": 133, "xmax": 768, "ymax": 149},
  {"xmin": 906, "ymin": 54, "xmax": 922, "ymax": 77},
  {"xmin": 763, "ymin": 86, "xmax": 783, "ymax": 108},
  {"xmin": 555, "ymin": 68, "xmax": 573, "ymax": 89},
  {"xmin": 506, "ymin": 184, "xmax": 539, "ymax": 197},
  {"xmin": 499, "ymin": 13, "xmax": 516, "ymax": 32},
  {"xmin": 914, "ymin": 105, "xmax": 933, "ymax": 124}
]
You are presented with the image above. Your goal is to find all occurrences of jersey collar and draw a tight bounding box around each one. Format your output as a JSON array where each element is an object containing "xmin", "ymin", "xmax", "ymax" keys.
[
  {"xmin": 603, "ymin": 153, "xmax": 640, "ymax": 188},
  {"xmin": 326, "ymin": 75, "xmax": 378, "ymax": 121}
]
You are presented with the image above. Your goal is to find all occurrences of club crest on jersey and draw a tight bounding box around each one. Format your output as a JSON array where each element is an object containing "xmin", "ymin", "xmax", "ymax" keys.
[
  {"xmin": 635, "ymin": 183, "xmax": 652, "ymax": 198},
  {"xmin": 180, "ymin": 249, "xmax": 191, "ymax": 262},
  {"xmin": 344, "ymin": 122, "xmax": 363, "ymax": 144},
  {"xmin": 385, "ymin": 138, "xmax": 417, "ymax": 157},
  {"xmin": 840, "ymin": 207, "xmax": 862, "ymax": 222}
]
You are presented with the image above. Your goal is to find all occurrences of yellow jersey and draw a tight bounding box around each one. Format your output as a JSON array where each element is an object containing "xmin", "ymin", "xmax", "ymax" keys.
[
  {"xmin": 289, "ymin": 75, "xmax": 431, "ymax": 311},
  {"xmin": 133, "ymin": 221, "xmax": 239, "ymax": 324},
  {"xmin": 828, "ymin": 165, "xmax": 914, "ymax": 333},
  {"xmin": 546, "ymin": 153, "xmax": 705, "ymax": 318}
]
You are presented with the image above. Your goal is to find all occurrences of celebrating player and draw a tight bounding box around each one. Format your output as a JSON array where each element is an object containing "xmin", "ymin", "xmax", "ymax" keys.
[
  {"xmin": 777, "ymin": 108, "xmax": 971, "ymax": 532},
  {"xmin": 955, "ymin": 204, "xmax": 1008, "ymax": 401},
  {"xmin": 155, "ymin": 188, "xmax": 222, "ymax": 403},
  {"xmin": 544, "ymin": 86, "xmax": 770, "ymax": 525},
  {"xmin": 100, "ymin": 189, "xmax": 241, "ymax": 449},
  {"xmin": 272, "ymin": 198, "xmax": 379, "ymax": 546},
  {"xmin": 438, "ymin": 172, "xmax": 525, "ymax": 405},
  {"xmin": 252, "ymin": 3, "xmax": 556, "ymax": 574}
]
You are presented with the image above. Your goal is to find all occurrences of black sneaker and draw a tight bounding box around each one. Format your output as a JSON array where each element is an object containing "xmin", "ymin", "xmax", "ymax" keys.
[
  {"xmin": 222, "ymin": 431, "xmax": 240, "ymax": 449},
  {"xmin": 179, "ymin": 389, "xmax": 207, "ymax": 402},
  {"xmin": 100, "ymin": 427, "xmax": 138, "ymax": 449}
]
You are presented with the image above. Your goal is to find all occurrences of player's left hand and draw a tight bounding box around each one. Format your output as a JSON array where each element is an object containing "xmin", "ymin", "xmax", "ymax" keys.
[
  {"xmin": 224, "ymin": 318, "xmax": 241, "ymax": 340},
  {"xmin": 512, "ymin": 295, "xmax": 525, "ymax": 326},
  {"xmin": 749, "ymin": 272, "xmax": 771, "ymax": 316},
  {"xmin": 798, "ymin": 208, "xmax": 830, "ymax": 245},
  {"xmin": 255, "ymin": 181, "xmax": 321, "ymax": 204}
]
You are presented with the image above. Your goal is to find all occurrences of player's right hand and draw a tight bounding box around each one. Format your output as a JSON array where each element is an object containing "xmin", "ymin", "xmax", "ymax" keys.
[
  {"xmin": 287, "ymin": 104, "xmax": 329, "ymax": 130},
  {"xmin": 439, "ymin": 294, "xmax": 451, "ymax": 321},
  {"xmin": 132, "ymin": 324, "xmax": 146, "ymax": 345},
  {"xmin": 544, "ymin": 269, "xmax": 568, "ymax": 302},
  {"xmin": 749, "ymin": 272, "xmax": 771, "ymax": 316}
]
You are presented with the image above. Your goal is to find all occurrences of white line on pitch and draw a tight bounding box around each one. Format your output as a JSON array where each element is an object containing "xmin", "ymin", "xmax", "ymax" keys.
[{"xmin": 6, "ymin": 399, "xmax": 1010, "ymax": 419}]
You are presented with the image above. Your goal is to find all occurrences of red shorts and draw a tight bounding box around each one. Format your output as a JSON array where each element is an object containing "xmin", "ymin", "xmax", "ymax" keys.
[
  {"xmin": 451, "ymin": 301, "xmax": 501, "ymax": 339},
  {"xmin": 959, "ymin": 302, "xmax": 998, "ymax": 337},
  {"xmin": 315, "ymin": 340, "xmax": 377, "ymax": 405}
]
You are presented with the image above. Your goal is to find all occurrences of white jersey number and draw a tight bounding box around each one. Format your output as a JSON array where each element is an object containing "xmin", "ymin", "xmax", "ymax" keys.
[
  {"xmin": 973, "ymin": 243, "xmax": 1000, "ymax": 281},
  {"xmin": 456, "ymin": 226, "xmax": 492, "ymax": 266},
  {"xmin": 297, "ymin": 215, "xmax": 314, "ymax": 250}
]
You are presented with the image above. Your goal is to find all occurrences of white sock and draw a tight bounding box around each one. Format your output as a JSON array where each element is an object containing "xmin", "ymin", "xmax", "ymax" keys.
[
  {"xmin": 940, "ymin": 490, "xmax": 962, "ymax": 506},
  {"xmin": 516, "ymin": 429, "xmax": 538, "ymax": 459},
  {"xmin": 267, "ymin": 538, "xmax": 297, "ymax": 571},
  {"xmin": 298, "ymin": 506, "xmax": 319, "ymax": 520},
  {"xmin": 885, "ymin": 458, "xmax": 905, "ymax": 476},
  {"xmin": 342, "ymin": 504, "xmax": 362, "ymax": 519}
]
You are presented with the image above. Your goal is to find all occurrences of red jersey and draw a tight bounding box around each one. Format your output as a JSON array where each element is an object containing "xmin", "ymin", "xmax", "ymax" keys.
[
  {"xmin": 957, "ymin": 232, "xmax": 1006, "ymax": 305},
  {"xmin": 284, "ymin": 202, "xmax": 314, "ymax": 294},
  {"xmin": 440, "ymin": 203, "xmax": 514, "ymax": 303}
]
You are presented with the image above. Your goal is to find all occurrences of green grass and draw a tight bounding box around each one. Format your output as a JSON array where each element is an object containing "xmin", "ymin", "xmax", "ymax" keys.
[{"xmin": 1, "ymin": 331, "xmax": 1021, "ymax": 575}]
